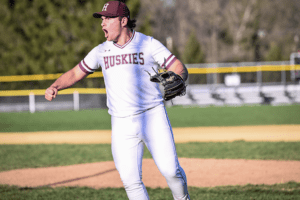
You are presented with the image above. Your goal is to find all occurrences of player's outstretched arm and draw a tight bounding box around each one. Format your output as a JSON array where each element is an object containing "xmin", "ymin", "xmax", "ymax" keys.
[
  {"xmin": 45, "ymin": 65, "xmax": 89, "ymax": 101},
  {"xmin": 166, "ymin": 59, "xmax": 188, "ymax": 81}
]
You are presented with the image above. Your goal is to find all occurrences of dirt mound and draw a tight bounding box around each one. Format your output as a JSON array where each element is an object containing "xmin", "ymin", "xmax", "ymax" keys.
[{"xmin": 1, "ymin": 158, "xmax": 300, "ymax": 188}]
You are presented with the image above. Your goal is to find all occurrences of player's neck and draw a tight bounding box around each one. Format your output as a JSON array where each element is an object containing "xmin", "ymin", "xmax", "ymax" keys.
[{"xmin": 114, "ymin": 28, "xmax": 133, "ymax": 46}]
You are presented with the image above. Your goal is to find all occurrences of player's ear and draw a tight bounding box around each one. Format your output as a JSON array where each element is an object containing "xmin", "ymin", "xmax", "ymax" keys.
[{"xmin": 120, "ymin": 17, "xmax": 128, "ymax": 27}]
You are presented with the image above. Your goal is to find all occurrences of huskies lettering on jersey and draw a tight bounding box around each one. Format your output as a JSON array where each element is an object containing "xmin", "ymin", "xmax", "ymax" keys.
[
  {"xmin": 104, "ymin": 57, "xmax": 109, "ymax": 69},
  {"xmin": 104, "ymin": 52, "xmax": 144, "ymax": 69},
  {"xmin": 121, "ymin": 54, "xmax": 128, "ymax": 64}
]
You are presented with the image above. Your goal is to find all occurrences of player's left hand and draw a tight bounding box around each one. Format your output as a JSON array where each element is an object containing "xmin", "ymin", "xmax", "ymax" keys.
[{"xmin": 149, "ymin": 71, "xmax": 187, "ymax": 101}]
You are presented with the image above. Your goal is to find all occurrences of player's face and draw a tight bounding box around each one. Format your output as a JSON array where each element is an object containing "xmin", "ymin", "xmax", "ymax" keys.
[{"xmin": 101, "ymin": 16, "xmax": 122, "ymax": 42}]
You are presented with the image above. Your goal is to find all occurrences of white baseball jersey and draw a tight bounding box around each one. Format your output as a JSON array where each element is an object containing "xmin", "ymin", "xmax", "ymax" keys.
[{"xmin": 79, "ymin": 31, "xmax": 176, "ymax": 117}]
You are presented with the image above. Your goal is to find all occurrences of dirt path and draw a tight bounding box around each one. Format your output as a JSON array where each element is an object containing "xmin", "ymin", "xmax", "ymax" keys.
[
  {"xmin": 0, "ymin": 125, "xmax": 300, "ymax": 188},
  {"xmin": 1, "ymin": 125, "xmax": 300, "ymax": 144},
  {"xmin": 1, "ymin": 158, "xmax": 300, "ymax": 188}
]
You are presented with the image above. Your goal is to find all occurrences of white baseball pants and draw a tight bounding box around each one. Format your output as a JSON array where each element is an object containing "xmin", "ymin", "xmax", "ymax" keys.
[{"xmin": 111, "ymin": 104, "xmax": 190, "ymax": 200}]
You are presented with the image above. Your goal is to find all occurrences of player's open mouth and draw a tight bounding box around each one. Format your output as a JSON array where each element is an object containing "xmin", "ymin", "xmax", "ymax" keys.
[{"xmin": 103, "ymin": 29, "xmax": 108, "ymax": 38}]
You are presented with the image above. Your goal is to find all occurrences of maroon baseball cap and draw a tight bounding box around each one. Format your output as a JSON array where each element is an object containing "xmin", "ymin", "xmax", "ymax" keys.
[{"xmin": 93, "ymin": 1, "xmax": 130, "ymax": 19}]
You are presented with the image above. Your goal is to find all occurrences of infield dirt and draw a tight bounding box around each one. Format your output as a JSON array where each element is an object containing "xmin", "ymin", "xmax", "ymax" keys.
[
  {"xmin": 0, "ymin": 125, "xmax": 300, "ymax": 189},
  {"xmin": 1, "ymin": 125, "xmax": 300, "ymax": 144}
]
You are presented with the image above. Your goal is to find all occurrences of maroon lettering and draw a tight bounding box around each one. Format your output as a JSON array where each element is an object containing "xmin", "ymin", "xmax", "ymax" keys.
[
  {"xmin": 104, "ymin": 57, "xmax": 109, "ymax": 69},
  {"xmin": 128, "ymin": 54, "xmax": 132, "ymax": 64},
  {"xmin": 121, "ymin": 54, "xmax": 128, "ymax": 64},
  {"xmin": 109, "ymin": 56, "xmax": 115, "ymax": 67},
  {"xmin": 116, "ymin": 55, "xmax": 121, "ymax": 65},
  {"xmin": 139, "ymin": 52, "xmax": 144, "ymax": 65},
  {"xmin": 132, "ymin": 53, "xmax": 138, "ymax": 64},
  {"xmin": 104, "ymin": 52, "xmax": 145, "ymax": 69}
]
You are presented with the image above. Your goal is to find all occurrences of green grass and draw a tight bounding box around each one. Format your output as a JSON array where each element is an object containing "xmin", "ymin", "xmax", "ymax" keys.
[
  {"xmin": 167, "ymin": 104, "xmax": 300, "ymax": 127},
  {"xmin": 0, "ymin": 109, "xmax": 111, "ymax": 132},
  {"xmin": 175, "ymin": 141, "xmax": 300, "ymax": 160},
  {"xmin": 1, "ymin": 141, "xmax": 299, "ymax": 172},
  {"xmin": 1, "ymin": 105, "xmax": 299, "ymax": 132},
  {"xmin": 1, "ymin": 182, "xmax": 299, "ymax": 200},
  {"xmin": 1, "ymin": 105, "xmax": 300, "ymax": 199},
  {"xmin": 0, "ymin": 144, "xmax": 113, "ymax": 171}
]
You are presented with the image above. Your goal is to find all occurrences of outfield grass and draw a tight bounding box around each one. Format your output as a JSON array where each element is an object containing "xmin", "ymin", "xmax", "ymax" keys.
[
  {"xmin": 0, "ymin": 105, "xmax": 299, "ymax": 132},
  {"xmin": 1, "ymin": 182, "xmax": 299, "ymax": 200},
  {"xmin": 167, "ymin": 104, "xmax": 300, "ymax": 127},
  {"xmin": 0, "ymin": 141, "xmax": 299, "ymax": 171}
]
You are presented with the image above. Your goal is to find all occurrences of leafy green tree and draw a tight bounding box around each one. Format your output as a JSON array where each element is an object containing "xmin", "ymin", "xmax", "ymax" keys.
[
  {"xmin": 182, "ymin": 31, "xmax": 206, "ymax": 84},
  {"xmin": 0, "ymin": 0, "xmax": 141, "ymax": 89},
  {"xmin": 138, "ymin": 15, "xmax": 153, "ymax": 36},
  {"xmin": 0, "ymin": 0, "xmax": 106, "ymax": 75},
  {"xmin": 126, "ymin": 0, "xmax": 141, "ymax": 19},
  {"xmin": 182, "ymin": 31, "xmax": 205, "ymax": 64},
  {"xmin": 265, "ymin": 42, "xmax": 283, "ymax": 61},
  {"xmin": 172, "ymin": 44, "xmax": 181, "ymax": 60}
]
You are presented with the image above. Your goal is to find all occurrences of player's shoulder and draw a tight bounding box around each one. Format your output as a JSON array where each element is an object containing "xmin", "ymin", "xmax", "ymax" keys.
[
  {"xmin": 134, "ymin": 31, "xmax": 151, "ymax": 40},
  {"xmin": 133, "ymin": 31, "xmax": 160, "ymax": 48},
  {"xmin": 99, "ymin": 40, "xmax": 114, "ymax": 49},
  {"xmin": 92, "ymin": 40, "xmax": 113, "ymax": 53}
]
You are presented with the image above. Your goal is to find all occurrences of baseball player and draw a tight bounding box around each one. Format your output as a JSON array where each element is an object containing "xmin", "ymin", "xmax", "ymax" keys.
[{"xmin": 45, "ymin": 1, "xmax": 190, "ymax": 199}]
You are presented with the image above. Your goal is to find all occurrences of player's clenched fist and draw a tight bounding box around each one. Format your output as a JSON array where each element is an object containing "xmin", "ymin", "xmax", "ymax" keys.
[{"xmin": 45, "ymin": 87, "xmax": 58, "ymax": 101}]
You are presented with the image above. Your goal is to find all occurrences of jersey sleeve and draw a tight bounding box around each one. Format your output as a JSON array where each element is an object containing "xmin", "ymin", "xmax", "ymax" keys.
[
  {"xmin": 151, "ymin": 38, "xmax": 177, "ymax": 70},
  {"xmin": 78, "ymin": 46, "xmax": 100, "ymax": 74}
]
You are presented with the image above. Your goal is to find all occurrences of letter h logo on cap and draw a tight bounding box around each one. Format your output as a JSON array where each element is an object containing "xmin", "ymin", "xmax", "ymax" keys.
[
  {"xmin": 102, "ymin": 3, "xmax": 109, "ymax": 11},
  {"xmin": 93, "ymin": 1, "xmax": 130, "ymax": 19}
]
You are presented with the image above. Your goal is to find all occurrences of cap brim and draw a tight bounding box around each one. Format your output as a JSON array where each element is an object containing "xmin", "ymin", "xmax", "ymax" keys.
[{"xmin": 93, "ymin": 12, "xmax": 118, "ymax": 18}]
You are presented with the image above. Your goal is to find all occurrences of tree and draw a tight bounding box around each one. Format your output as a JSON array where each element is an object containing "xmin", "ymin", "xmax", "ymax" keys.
[
  {"xmin": 182, "ymin": 31, "xmax": 205, "ymax": 64},
  {"xmin": 265, "ymin": 42, "xmax": 283, "ymax": 62},
  {"xmin": 0, "ymin": 0, "xmax": 141, "ymax": 89},
  {"xmin": 138, "ymin": 15, "xmax": 153, "ymax": 36}
]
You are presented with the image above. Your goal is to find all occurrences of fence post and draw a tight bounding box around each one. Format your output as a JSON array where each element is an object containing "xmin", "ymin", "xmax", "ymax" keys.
[
  {"xmin": 73, "ymin": 91, "xmax": 79, "ymax": 111},
  {"xmin": 257, "ymin": 64, "xmax": 262, "ymax": 86},
  {"xmin": 29, "ymin": 92, "xmax": 35, "ymax": 113},
  {"xmin": 281, "ymin": 62, "xmax": 286, "ymax": 85}
]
